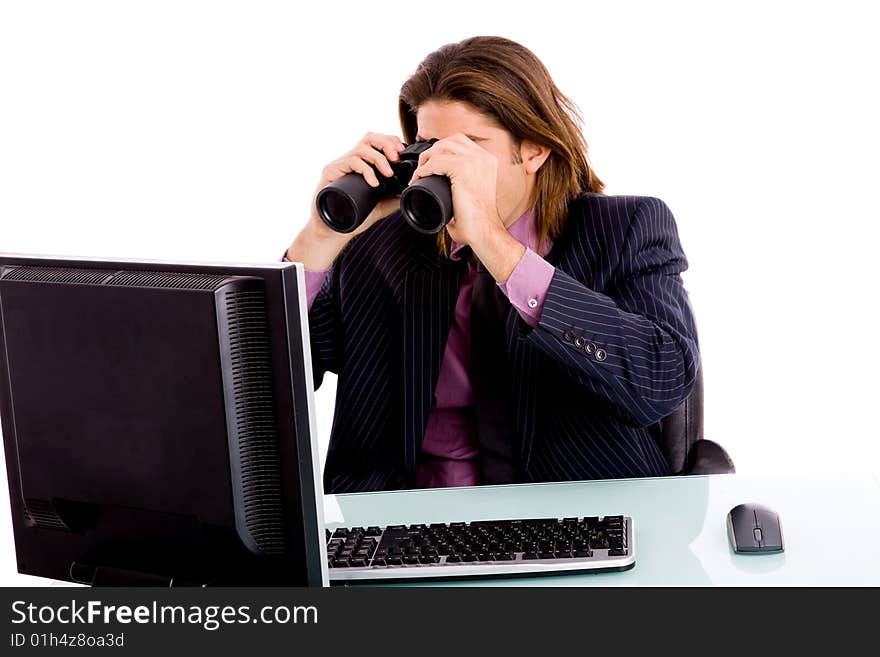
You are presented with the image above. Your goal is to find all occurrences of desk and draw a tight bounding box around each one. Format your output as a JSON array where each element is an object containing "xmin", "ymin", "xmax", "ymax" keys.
[{"xmin": 326, "ymin": 473, "xmax": 880, "ymax": 586}]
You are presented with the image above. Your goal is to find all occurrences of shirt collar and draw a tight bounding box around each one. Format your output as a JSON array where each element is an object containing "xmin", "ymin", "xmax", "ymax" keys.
[{"xmin": 449, "ymin": 208, "xmax": 549, "ymax": 261}]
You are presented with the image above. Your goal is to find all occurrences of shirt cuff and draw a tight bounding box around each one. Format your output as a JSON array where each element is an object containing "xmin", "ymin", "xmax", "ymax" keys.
[
  {"xmin": 497, "ymin": 247, "xmax": 555, "ymax": 327},
  {"xmin": 281, "ymin": 253, "xmax": 330, "ymax": 312}
]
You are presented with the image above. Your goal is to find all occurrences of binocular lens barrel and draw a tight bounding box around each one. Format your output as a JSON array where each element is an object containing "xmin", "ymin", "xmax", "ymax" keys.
[
  {"xmin": 400, "ymin": 176, "xmax": 454, "ymax": 235},
  {"xmin": 316, "ymin": 174, "xmax": 384, "ymax": 234}
]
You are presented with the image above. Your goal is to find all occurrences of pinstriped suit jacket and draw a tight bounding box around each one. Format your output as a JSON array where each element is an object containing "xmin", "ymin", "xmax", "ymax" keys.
[{"xmin": 309, "ymin": 193, "xmax": 700, "ymax": 493}]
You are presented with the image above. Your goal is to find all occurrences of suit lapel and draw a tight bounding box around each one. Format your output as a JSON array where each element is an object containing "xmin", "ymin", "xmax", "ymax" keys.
[{"xmin": 401, "ymin": 257, "xmax": 466, "ymax": 479}]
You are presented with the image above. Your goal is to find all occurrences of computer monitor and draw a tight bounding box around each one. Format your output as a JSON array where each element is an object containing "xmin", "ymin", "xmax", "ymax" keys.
[{"xmin": 0, "ymin": 254, "xmax": 327, "ymax": 586}]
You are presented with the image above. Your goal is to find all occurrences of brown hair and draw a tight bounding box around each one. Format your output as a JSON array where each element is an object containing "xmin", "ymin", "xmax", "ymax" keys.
[{"xmin": 399, "ymin": 36, "xmax": 604, "ymax": 256}]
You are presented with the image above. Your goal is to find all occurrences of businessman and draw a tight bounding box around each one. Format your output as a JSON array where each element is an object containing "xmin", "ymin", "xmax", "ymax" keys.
[{"xmin": 285, "ymin": 36, "xmax": 700, "ymax": 493}]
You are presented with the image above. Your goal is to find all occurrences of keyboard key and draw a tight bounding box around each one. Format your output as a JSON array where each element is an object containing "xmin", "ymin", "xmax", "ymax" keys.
[
  {"xmin": 523, "ymin": 552, "xmax": 539, "ymax": 560},
  {"xmin": 387, "ymin": 556, "xmax": 403, "ymax": 566},
  {"xmin": 608, "ymin": 548, "xmax": 628, "ymax": 557},
  {"xmin": 349, "ymin": 558, "xmax": 367, "ymax": 567},
  {"xmin": 403, "ymin": 556, "xmax": 420, "ymax": 565},
  {"xmin": 446, "ymin": 555, "xmax": 462, "ymax": 563},
  {"xmin": 419, "ymin": 555, "xmax": 440, "ymax": 564},
  {"xmin": 364, "ymin": 526, "xmax": 382, "ymax": 536},
  {"xmin": 331, "ymin": 528, "xmax": 349, "ymax": 539},
  {"xmin": 574, "ymin": 550, "xmax": 592, "ymax": 558},
  {"xmin": 462, "ymin": 554, "xmax": 477, "ymax": 562},
  {"xmin": 332, "ymin": 558, "xmax": 349, "ymax": 568},
  {"xmin": 372, "ymin": 559, "xmax": 386, "ymax": 567}
]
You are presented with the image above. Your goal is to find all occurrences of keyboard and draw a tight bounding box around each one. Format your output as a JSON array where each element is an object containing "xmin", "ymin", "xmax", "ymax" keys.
[{"xmin": 326, "ymin": 515, "xmax": 634, "ymax": 582}]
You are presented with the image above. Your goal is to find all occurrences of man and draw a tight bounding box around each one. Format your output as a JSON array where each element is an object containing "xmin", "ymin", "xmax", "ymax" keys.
[{"xmin": 285, "ymin": 36, "xmax": 700, "ymax": 493}]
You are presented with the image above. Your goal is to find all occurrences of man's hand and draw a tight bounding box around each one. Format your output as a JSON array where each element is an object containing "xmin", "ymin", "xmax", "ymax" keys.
[
  {"xmin": 286, "ymin": 132, "xmax": 405, "ymax": 270},
  {"xmin": 309, "ymin": 132, "xmax": 407, "ymax": 240},
  {"xmin": 410, "ymin": 133, "xmax": 504, "ymax": 245},
  {"xmin": 410, "ymin": 133, "xmax": 525, "ymax": 282}
]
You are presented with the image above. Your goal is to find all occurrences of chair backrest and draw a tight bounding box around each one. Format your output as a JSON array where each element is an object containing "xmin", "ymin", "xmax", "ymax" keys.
[{"xmin": 654, "ymin": 364, "xmax": 704, "ymax": 475}]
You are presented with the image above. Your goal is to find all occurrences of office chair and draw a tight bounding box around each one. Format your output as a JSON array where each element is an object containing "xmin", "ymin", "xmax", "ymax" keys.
[{"xmin": 654, "ymin": 364, "xmax": 736, "ymax": 475}]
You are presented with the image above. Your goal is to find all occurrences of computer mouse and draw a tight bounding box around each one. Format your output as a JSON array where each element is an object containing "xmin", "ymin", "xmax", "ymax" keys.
[{"xmin": 726, "ymin": 503, "xmax": 784, "ymax": 554}]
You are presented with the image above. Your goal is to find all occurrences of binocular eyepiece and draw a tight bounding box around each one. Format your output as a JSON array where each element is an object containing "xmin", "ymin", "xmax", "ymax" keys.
[{"xmin": 316, "ymin": 140, "xmax": 453, "ymax": 235}]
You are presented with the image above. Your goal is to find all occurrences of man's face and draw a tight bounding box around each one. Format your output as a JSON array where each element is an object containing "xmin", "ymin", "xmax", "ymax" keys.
[{"xmin": 415, "ymin": 99, "xmax": 532, "ymax": 227}]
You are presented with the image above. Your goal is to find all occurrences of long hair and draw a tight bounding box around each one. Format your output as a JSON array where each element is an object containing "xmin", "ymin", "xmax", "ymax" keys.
[{"xmin": 399, "ymin": 36, "xmax": 604, "ymax": 256}]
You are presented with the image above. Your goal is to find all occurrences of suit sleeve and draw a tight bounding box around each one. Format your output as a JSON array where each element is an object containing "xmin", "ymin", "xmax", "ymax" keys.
[
  {"xmin": 303, "ymin": 267, "xmax": 330, "ymax": 311},
  {"xmin": 306, "ymin": 257, "xmax": 344, "ymax": 390},
  {"xmin": 520, "ymin": 197, "xmax": 701, "ymax": 428}
]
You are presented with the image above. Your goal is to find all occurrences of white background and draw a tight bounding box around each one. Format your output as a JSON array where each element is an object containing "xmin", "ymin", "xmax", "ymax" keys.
[{"xmin": 1, "ymin": 1, "xmax": 878, "ymax": 584}]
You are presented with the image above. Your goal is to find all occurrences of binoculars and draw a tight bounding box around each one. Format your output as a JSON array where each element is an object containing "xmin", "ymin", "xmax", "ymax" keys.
[{"xmin": 316, "ymin": 140, "xmax": 453, "ymax": 235}]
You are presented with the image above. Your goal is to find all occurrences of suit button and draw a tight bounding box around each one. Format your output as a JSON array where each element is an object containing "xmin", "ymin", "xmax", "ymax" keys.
[
  {"xmin": 584, "ymin": 342, "xmax": 596, "ymax": 355},
  {"xmin": 563, "ymin": 330, "xmax": 576, "ymax": 343},
  {"xmin": 527, "ymin": 298, "xmax": 538, "ymax": 309},
  {"xmin": 595, "ymin": 349, "xmax": 607, "ymax": 361},
  {"xmin": 574, "ymin": 336, "xmax": 586, "ymax": 348}
]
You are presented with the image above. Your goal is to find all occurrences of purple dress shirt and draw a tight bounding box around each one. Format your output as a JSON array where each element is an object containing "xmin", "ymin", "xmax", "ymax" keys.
[{"xmin": 292, "ymin": 210, "xmax": 555, "ymax": 488}]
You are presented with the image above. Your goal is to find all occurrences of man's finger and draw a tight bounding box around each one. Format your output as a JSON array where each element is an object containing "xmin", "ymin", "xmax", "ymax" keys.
[
  {"xmin": 354, "ymin": 146, "xmax": 395, "ymax": 178},
  {"xmin": 364, "ymin": 133, "xmax": 404, "ymax": 163},
  {"xmin": 412, "ymin": 153, "xmax": 454, "ymax": 181},
  {"xmin": 346, "ymin": 156, "xmax": 381, "ymax": 187}
]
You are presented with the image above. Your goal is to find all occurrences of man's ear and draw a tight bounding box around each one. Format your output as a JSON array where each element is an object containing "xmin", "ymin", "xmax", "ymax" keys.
[{"xmin": 520, "ymin": 140, "xmax": 551, "ymax": 175}]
